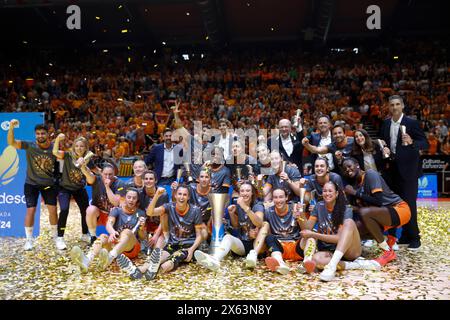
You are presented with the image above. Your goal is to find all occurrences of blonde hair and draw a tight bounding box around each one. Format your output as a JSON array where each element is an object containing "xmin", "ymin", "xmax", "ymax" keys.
[{"xmin": 70, "ymin": 136, "xmax": 89, "ymax": 158}]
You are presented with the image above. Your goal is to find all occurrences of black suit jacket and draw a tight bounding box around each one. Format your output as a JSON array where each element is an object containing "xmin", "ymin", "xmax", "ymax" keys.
[
  {"xmin": 144, "ymin": 143, "xmax": 183, "ymax": 180},
  {"xmin": 380, "ymin": 116, "xmax": 428, "ymax": 180},
  {"xmin": 268, "ymin": 131, "xmax": 304, "ymax": 172}
]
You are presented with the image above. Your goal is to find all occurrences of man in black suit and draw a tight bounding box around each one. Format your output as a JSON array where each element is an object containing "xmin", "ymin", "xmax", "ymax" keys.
[
  {"xmin": 268, "ymin": 117, "xmax": 304, "ymax": 172},
  {"xmin": 380, "ymin": 95, "xmax": 429, "ymax": 250},
  {"xmin": 144, "ymin": 128, "xmax": 183, "ymax": 186}
]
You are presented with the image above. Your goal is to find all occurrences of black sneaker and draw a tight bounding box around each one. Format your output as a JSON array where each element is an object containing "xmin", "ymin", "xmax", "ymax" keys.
[
  {"xmin": 407, "ymin": 239, "xmax": 421, "ymax": 251},
  {"xmin": 197, "ymin": 241, "xmax": 209, "ymax": 253},
  {"xmin": 397, "ymin": 237, "xmax": 410, "ymax": 246},
  {"xmin": 90, "ymin": 236, "xmax": 97, "ymax": 246},
  {"xmin": 144, "ymin": 248, "xmax": 162, "ymax": 280},
  {"xmin": 117, "ymin": 254, "xmax": 143, "ymax": 280}
]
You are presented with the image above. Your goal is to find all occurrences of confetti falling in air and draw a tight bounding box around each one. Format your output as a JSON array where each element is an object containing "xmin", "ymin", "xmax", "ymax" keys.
[{"xmin": 0, "ymin": 205, "xmax": 449, "ymax": 300}]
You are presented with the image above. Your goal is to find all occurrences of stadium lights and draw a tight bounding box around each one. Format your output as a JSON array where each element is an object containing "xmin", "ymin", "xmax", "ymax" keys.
[
  {"xmin": 95, "ymin": 16, "xmax": 101, "ymax": 20},
  {"xmin": 353, "ymin": 48, "xmax": 359, "ymax": 54},
  {"xmin": 393, "ymin": 56, "xmax": 399, "ymax": 60},
  {"xmin": 117, "ymin": 98, "xmax": 123, "ymax": 101},
  {"xmin": 128, "ymin": 57, "xmax": 131, "ymax": 63},
  {"xmin": 205, "ymin": 36, "xmax": 209, "ymax": 40},
  {"xmin": 154, "ymin": 64, "xmax": 158, "ymax": 67},
  {"xmin": 22, "ymin": 41, "xmax": 28, "ymax": 44},
  {"xmin": 247, "ymin": 3, "xmax": 251, "ymax": 7},
  {"xmin": 45, "ymin": 73, "xmax": 49, "ymax": 76},
  {"xmin": 182, "ymin": 54, "xmax": 189, "ymax": 61},
  {"xmin": 201, "ymin": 54, "xmax": 205, "ymax": 59},
  {"xmin": 121, "ymin": 29, "xmax": 128, "ymax": 33},
  {"xmin": 92, "ymin": 40, "xmax": 96, "ymax": 44},
  {"xmin": 162, "ymin": 41, "xmax": 166, "ymax": 45},
  {"xmin": 128, "ymin": 46, "xmax": 131, "ymax": 50},
  {"xmin": 118, "ymin": 5, "xmax": 123, "ymax": 9},
  {"xmin": 8, "ymin": 80, "xmax": 13, "ymax": 84},
  {"xmin": 127, "ymin": 19, "xmax": 130, "ymax": 22},
  {"xmin": 186, "ymin": 12, "xmax": 190, "ymax": 16},
  {"xmin": 103, "ymin": 49, "xmax": 108, "ymax": 53},
  {"xmin": 49, "ymin": 63, "xmax": 53, "ymax": 66},
  {"xmin": 270, "ymin": 27, "xmax": 275, "ymax": 31}
]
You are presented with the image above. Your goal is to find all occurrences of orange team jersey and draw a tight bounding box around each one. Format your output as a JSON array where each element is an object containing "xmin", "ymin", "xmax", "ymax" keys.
[
  {"xmin": 114, "ymin": 145, "xmax": 126, "ymax": 158},
  {"xmin": 384, "ymin": 201, "xmax": 411, "ymax": 231},
  {"xmin": 280, "ymin": 240, "xmax": 303, "ymax": 261},
  {"xmin": 428, "ymin": 138, "xmax": 438, "ymax": 155},
  {"xmin": 114, "ymin": 241, "xmax": 141, "ymax": 259},
  {"xmin": 119, "ymin": 141, "xmax": 130, "ymax": 155}
]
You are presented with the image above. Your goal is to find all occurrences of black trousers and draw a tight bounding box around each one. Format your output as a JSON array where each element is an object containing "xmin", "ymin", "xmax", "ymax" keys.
[
  {"xmin": 390, "ymin": 170, "xmax": 420, "ymax": 242},
  {"xmin": 57, "ymin": 187, "xmax": 89, "ymax": 237}
]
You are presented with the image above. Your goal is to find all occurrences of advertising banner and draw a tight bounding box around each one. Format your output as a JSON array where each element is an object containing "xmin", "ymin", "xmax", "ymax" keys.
[
  {"xmin": 418, "ymin": 173, "xmax": 438, "ymax": 198},
  {"xmin": 0, "ymin": 113, "xmax": 45, "ymax": 237}
]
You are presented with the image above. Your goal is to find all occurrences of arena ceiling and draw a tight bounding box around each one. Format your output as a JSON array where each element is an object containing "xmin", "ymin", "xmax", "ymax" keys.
[{"xmin": 0, "ymin": 0, "xmax": 448, "ymax": 49}]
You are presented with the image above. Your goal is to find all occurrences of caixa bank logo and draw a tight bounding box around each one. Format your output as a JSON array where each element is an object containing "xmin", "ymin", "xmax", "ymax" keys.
[
  {"xmin": 418, "ymin": 176, "xmax": 429, "ymax": 189},
  {"xmin": 0, "ymin": 146, "xmax": 19, "ymax": 186}
]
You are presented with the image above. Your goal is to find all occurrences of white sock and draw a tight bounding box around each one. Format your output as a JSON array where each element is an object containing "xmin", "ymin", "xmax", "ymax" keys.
[
  {"xmin": 89, "ymin": 228, "xmax": 97, "ymax": 238},
  {"xmin": 271, "ymin": 251, "xmax": 286, "ymax": 265},
  {"xmin": 25, "ymin": 227, "xmax": 34, "ymax": 239},
  {"xmin": 214, "ymin": 235, "xmax": 232, "ymax": 261},
  {"xmin": 378, "ymin": 240, "xmax": 390, "ymax": 251},
  {"xmin": 109, "ymin": 248, "xmax": 118, "ymax": 259},
  {"xmin": 86, "ymin": 251, "xmax": 94, "ymax": 262},
  {"xmin": 50, "ymin": 225, "xmax": 58, "ymax": 238},
  {"xmin": 327, "ymin": 250, "xmax": 344, "ymax": 271},
  {"xmin": 343, "ymin": 261, "xmax": 357, "ymax": 270}
]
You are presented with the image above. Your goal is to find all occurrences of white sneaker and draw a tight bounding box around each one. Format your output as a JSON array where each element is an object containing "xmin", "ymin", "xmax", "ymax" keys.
[
  {"xmin": 245, "ymin": 250, "xmax": 257, "ymax": 269},
  {"xmin": 363, "ymin": 239, "xmax": 375, "ymax": 248},
  {"xmin": 352, "ymin": 257, "xmax": 381, "ymax": 271},
  {"xmin": 70, "ymin": 246, "xmax": 90, "ymax": 273},
  {"xmin": 276, "ymin": 263, "xmax": 290, "ymax": 275},
  {"xmin": 80, "ymin": 234, "xmax": 91, "ymax": 243},
  {"xmin": 23, "ymin": 239, "xmax": 34, "ymax": 251},
  {"xmin": 55, "ymin": 237, "xmax": 67, "ymax": 250},
  {"xmin": 319, "ymin": 265, "xmax": 336, "ymax": 282},
  {"xmin": 392, "ymin": 242, "xmax": 399, "ymax": 251},
  {"xmin": 194, "ymin": 250, "xmax": 220, "ymax": 271},
  {"xmin": 98, "ymin": 248, "xmax": 113, "ymax": 270}
]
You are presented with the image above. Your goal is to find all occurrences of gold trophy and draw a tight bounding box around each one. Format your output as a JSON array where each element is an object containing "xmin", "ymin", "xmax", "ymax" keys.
[
  {"xmin": 236, "ymin": 167, "xmax": 242, "ymax": 182},
  {"xmin": 208, "ymin": 193, "xmax": 229, "ymax": 256},
  {"xmin": 183, "ymin": 161, "xmax": 193, "ymax": 183},
  {"xmin": 74, "ymin": 151, "xmax": 95, "ymax": 168},
  {"xmin": 176, "ymin": 168, "xmax": 183, "ymax": 183},
  {"xmin": 292, "ymin": 187, "xmax": 306, "ymax": 226},
  {"xmin": 299, "ymin": 187, "xmax": 306, "ymax": 206},
  {"xmin": 279, "ymin": 160, "xmax": 287, "ymax": 184},
  {"xmin": 401, "ymin": 125, "xmax": 407, "ymax": 146},
  {"xmin": 378, "ymin": 139, "xmax": 389, "ymax": 159}
]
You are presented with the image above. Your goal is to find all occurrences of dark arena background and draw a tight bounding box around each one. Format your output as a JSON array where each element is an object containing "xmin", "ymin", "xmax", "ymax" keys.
[{"xmin": 0, "ymin": 0, "xmax": 449, "ymax": 304}]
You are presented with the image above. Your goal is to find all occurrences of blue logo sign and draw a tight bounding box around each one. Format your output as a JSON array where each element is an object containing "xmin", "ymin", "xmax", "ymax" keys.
[{"xmin": 418, "ymin": 174, "xmax": 438, "ymax": 198}]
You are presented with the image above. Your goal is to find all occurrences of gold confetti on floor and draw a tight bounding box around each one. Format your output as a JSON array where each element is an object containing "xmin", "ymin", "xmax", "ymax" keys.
[{"xmin": 1, "ymin": 204, "xmax": 449, "ymax": 300}]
